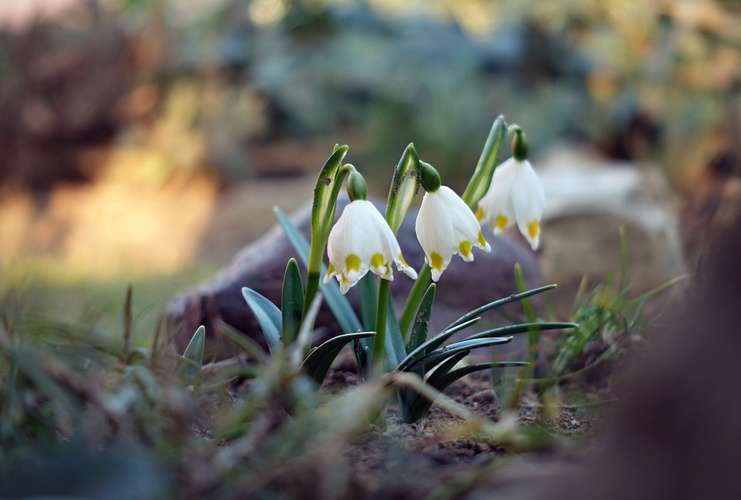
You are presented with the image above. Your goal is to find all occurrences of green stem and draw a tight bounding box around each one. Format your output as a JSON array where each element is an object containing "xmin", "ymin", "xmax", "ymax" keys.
[
  {"xmin": 398, "ymin": 264, "xmax": 432, "ymax": 339},
  {"xmin": 373, "ymin": 278, "xmax": 391, "ymax": 376}
]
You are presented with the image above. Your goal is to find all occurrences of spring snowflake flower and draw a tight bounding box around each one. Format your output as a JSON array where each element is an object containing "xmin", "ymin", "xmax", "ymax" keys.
[
  {"xmin": 476, "ymin": 157, "xmax": 545, "ymax": 250},
  {"xmin": 324, "ymin": 200, "xmax": 417, "ymax": 294},
  {"xmin": 415, "ymin": 186, "xmax": 491, "ymax": 282}
]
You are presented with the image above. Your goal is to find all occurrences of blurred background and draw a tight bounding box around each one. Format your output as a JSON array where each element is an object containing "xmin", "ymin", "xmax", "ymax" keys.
[{"xmin": 1, "ymin": 0, "xmax": 739, "ymax": 339}]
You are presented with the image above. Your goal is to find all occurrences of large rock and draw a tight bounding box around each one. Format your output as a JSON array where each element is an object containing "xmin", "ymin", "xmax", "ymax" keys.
[
  {"xmin": 167, "ymin": 196, "xmax": 542, "ymax": 361},
  {"xmin": 535, "ymin": 144, "xmax": 686, "ymax": 316}
]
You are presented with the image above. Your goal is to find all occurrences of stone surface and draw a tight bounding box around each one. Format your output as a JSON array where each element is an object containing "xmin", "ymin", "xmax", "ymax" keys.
[
  {"xmin": 167, "ymin": 196, "xmax": 542, "ymax": 361},
  {"xmin": 534, "ymin": 144, "xmax": 686, "ymax": 316}
]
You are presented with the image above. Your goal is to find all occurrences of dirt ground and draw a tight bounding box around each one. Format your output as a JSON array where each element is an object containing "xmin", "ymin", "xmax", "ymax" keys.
[{"xmin": 316, "ymin": 348, "xmax": 615, "ymax": 500}]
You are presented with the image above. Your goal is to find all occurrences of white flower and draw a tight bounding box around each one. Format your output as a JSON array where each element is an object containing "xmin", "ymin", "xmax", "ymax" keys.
[
  {"xmin": 324, "ymin": 200, "xmax": 417, "ymax": 294},
  {"xmin": 476, "ymin": 157, "xmax": 545, "ymax": 250},
  {"xmin": 415, "ymin": 186, "xmax": 491, "ymax": 282}
]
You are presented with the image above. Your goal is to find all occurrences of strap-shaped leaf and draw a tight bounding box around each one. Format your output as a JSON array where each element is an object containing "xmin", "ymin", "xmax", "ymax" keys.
[
  {"xmin": 445, "ymin": 284, "xmax": 557, "ymax": 331},
  {"xmin": 274, "ymin": 208, "xmax": 363, "ymax": 335},
  {"xmin": 216, "ymin": 320, "xmax": 268, "ymax": 365},
  {"xmin": 406, "ymin": 361, "xmax": 529, "ymax": 423},
  {"xmin": 404, "ymin": 336, "xmax": 514, "ymax": 375},
  {"xmin": 397, "ymin": 317, "xmax": 480, "ymax": 371},
  {"xmin": 301, "ymin": 332, "xmax": 375, "ymax": 384},
  {"xmin": 357, "ymin": 272, "xmax": 378, "ymax": 332},
  {"xmin": 385, "ymin": 295, "xmax": 406, "ymax": 370},
  {"xmin": 407, "ymin": 284, "xmax": 435, "ymax": 354},
  {"xmin": 465, "ymin": 322, "xmax": 577, "ymax": 342},
  {"xmin": 242, "ymin": 287, "xmax": 282, "ymax": 355},
  {"xmin": 424, "ymin": 350, "xmax": 470, "ymax": 386},
  {"xmin": 281, "ymin": 258, "xmax": 304, "ymax": 348},
  {"xmin": 182, "ymin": 325, "xmax": 205, "ymax": 376}
]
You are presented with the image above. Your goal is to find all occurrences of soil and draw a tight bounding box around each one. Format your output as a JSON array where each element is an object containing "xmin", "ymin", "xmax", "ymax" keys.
[{"xmin": 318, "ymin": 349, "xmax": 614, "ymax": 500}]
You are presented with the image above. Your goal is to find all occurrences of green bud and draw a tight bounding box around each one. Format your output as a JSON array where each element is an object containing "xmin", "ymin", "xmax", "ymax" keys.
[
  {"xmin": 345, "ymin": 166, "xmax": 367, "ymax": 201},
  {"xmin": 418, "ymin": 161, "xmax": 442, "ymax": 193}
]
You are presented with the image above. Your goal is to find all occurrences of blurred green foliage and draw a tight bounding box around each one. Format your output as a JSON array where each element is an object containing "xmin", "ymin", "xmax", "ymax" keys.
[{"xmin": 3, "ymin": 0, "xmax": 740, "ymax": 194}]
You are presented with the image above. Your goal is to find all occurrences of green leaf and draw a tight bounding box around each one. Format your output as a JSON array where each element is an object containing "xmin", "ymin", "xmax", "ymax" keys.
[
  {"xmin": 311, "ymin": 145, "xmax": 350, "ymax": 244},
  {"xmin": 385, "ymin": 294, "xmax": 406, "ymax": 370},
  {"xmin": 398, "ymin": 349, "xmax": 467, "ymax": 421},
  {"xmin": 445, "ymin": 284, "xmax": 557, "ymax": 331},
  {"xmin": 357, "ymin": 272, "xmax": 378, "ymax": 332},
  {"xmin": 305, "ymin": 146, "xmax": 350, "ymax": 313},
  {"xmin": 301, "ymin": 332, "xmax": 375, "ymax": 384},
  {"xmin": 216, "ymin": 320, "xmax": 268, "ymax": 365},
  {"xmin": 281, "ymin": 259, "xmax": 304, "ymax": 348},
  {"xmin": 397, "ymin": 317, "xmax": 480, "ymax": 371},
  {"xmin": 407, "ymin": 284, "xmax": 435, "ymax": 354},
  {"xmin": 465, "ymin": 322, "xmax": 577, "ymax": 342},
  {"xmin": 242, "ymin": 287, "xmax": 282, "ymax": 355},
  {"xmin": 385, "ymin": 144, "xmax": 420, "ymax": 234},
  {"xmin": 274, "ymin": 208, "xmax": 363, "ymax": 335},
  {"xmin": 461, "ymin": 115, "xmax": 507, "ymax": 208},
  {"xmin": 182, "ymin": 325, "xmax": 205, "ymax": 376},
  {"xmin": 407, "ymin": 361, "xmax": 529, "ymax": 422},
  {"xmin": 424, "ymin": 351, "xmax": 471, "ymax": 386},
  {"xmin": 121, "ymin": 284, "xmax": 133, "ymax": 355},
  {"xmin": 403, "ymin": 337, "xmax": 514, "ymax": 375}
]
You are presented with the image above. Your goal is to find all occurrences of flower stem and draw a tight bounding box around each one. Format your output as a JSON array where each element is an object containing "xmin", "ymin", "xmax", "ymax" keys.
[
  {"xmin": 303, "ymin": 255, "xmax": 323, "ymax": 317},
  {"xmin": 372, "ymin": 278, "xmax": 391, "ymax": 376},
  {"xmin": 398, "ymin": 264, "xmax": 431, "ymax": 339}
]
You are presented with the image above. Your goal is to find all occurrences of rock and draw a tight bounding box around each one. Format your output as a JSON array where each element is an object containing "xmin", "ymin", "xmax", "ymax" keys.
[
  {"xmin": 167, "ymin": 196, "xmax": 542, "ymax": 361},
  {"xmin": 535, "ymin": 144, "xmax": 686, "ymax": 317},
  {"xmin": 506, "ymin": 209, "xmax": 741, "ymax": 500}
]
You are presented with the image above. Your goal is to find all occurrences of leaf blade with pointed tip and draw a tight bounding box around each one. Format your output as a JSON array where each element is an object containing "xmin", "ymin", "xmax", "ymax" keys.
[
  {"xmin": 301, "ymin": 332, "xmax": 376, "ymax": 384},
  {"xmin": 182, "ymin": 325, "xmax": 205, "ymax": 376},
  {"xmin": 274, "ymin": 208, "xmax": 363, "ymax": 335},
  {"xmin": 281, "ymin": 258, "xmax": 304, "ymax": 348},
  {"xmin": 242, "ymin": 287, "xmax": 282, "ymax": 355},
  {"xmin": 407, "ymin": 361, "xmax": 530, "ymax": 423},
  {"xmin": 407, "ymin": 284, "xmax": 435, "ymax": 355}
]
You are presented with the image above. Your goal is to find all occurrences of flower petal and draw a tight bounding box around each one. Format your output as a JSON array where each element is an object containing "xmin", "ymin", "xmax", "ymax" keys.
[
  {"xmin": 477, "ymin": 157, "xmax": 518, "ymax": 233},
  {"xmin": 511, "ymin": 160, "xmax": 545, "ymax": 250},
  {"xmin": 326, "ymin": 200, "xmax": 415, "ymax": 293},
  {"xmin": 416, "ymin": 191, "xmax": 455, "ymax": 281},
  {"xmin": 436, "ymin": 186, "xmax": 491, "ymax": 254}
]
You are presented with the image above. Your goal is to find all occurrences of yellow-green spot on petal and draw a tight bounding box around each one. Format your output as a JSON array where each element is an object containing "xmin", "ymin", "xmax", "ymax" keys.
[
  {"xmin": 527, "ymin": 220, "xmax": 539, "ymax": 240},
  {"xmin": 477, "ymin": 230, "xmax": 487, "ymax": 247},
  {"xmin": 327, "ymin": 262, "xmax": 335, "ymax": 275},
  {"xmin": 495, "ymin": 215, "xmax": 508, "ymax": 230},
  {"xmin": 398, "ymin": 254, "xmax": 410, "ymax": 267},
  {"xmin": 475, "ymin": 206, "xmax": 485, "ymax": 221},
  {"xmin": 458, "ymin": 240, "xmax": 472, "ymax": 258},
  {"xmin": 345, "ymin": 254, "xmax": 361, "ymax": 272},
  {"xmin": 430, "ymin": 252, "xmax": 444, "ymax": 271},
  {"xmin": 371, "ymin": 253, "xmax": 385, "ymax": 269}
]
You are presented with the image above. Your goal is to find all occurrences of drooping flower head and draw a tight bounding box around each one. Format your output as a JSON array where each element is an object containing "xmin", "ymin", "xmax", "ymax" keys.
[
  {"xmin": 324, "ymin": 170, "xmax": 417, "ymax": 294},
  {"xmin": 415, "ymin": 162, "xmax": 491, "ymax": 282},
  {"xmin": 476, "ymin": 128, "xmax": 545, "ymax": 250}
]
